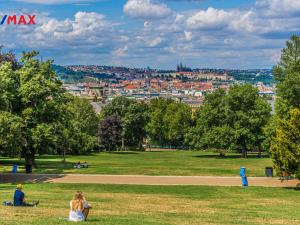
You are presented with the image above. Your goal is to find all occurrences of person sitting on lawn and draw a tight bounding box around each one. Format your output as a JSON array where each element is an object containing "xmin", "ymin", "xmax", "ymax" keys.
[
  {"xmin": 69, "ymin": 191, "xmax": 92, "ymax": 222},
  {"xmin": 73, "ymin": 162, "xmax": 81, "ymax": 169},
  {"xmin": 14, "ymin": 184, "xmax": 39, "ymax": 207},
  {"xmin": 82, "ymin": 161, "xmax": 88, "ymax": 168}
]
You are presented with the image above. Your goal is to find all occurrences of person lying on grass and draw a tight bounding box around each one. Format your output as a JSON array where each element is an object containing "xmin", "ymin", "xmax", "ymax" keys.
[
  {"xmin": 69, "ymin": 191, "xmax": 92, "ymax": 222},
  {"xmin": 14, "ymin": 184, "xmax": 39, "ymax": 207}
]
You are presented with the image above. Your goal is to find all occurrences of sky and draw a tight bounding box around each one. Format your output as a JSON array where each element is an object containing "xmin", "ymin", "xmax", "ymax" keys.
[{"xmin": 0, "ymin": 0, "xmax": 299, "ymax": 69}]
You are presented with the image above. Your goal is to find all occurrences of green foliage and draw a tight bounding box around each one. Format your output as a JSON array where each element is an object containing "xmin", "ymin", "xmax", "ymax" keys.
[
  {"xmin": 123, "ymin": 102, "xmax": 149, "ymax": 148},
  {"xmin": 146, "ymin": 98, "xmax": 172, "ymax": 145},
  {"xmin": 98, "ymin": 115, "xmax": 122, "ymax": 151},
  {"xmin": 0, "ymin": 48, "xmax": 19, "ymax": 70},
  {"xmin": 270, "ymin": 109, "xmax": 300, "ymax": 177},
  {"xmin": 147, "ymin": 98, "xmax": 192, "ymax": 147},
  {"xmin": 65, "ymin": 96, "xmax": 98, "ymax": 154},
  {"xmin": 0, "ymin": 111, "xmax": 23, "ymax": 157},
  {"xmin": 273, "ymin": 35, "xmax": 300, "ymax": 82},
  {"xmin": 268, "ymin": 35, "xmax": 300, "ymax": 176},
  {"xmin": 261, "ymin": 115, "xmax": 278, "ymax": 153},
  {"xmin": 276, "ymin": 72, "xmax": 300, "ymax": 112},
  {"xmin": 100, "ymin": 96, "xmax": 149, "ymax": 149},
  {"xmin": 0, "ymin": 52, "xmax": 67, "ymax": 165},
  {"xmin": 189, "ymin": 84, "xmax": 271, "ymax": 156},
  {"xmin": 0, "ymin": 51, "xmax": 99, "ymax": 167}
]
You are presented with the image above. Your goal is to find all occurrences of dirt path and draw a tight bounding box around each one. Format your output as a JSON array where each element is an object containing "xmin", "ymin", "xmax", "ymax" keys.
[{"xmin": 1, "ymin": 173, "xmax": 299, "ymax": 187}]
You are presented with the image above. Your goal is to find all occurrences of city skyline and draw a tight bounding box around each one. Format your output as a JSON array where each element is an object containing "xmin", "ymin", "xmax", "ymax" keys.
[{"xmin": 0, "ymin": 0, "xmax": 299, "ymax": 69}]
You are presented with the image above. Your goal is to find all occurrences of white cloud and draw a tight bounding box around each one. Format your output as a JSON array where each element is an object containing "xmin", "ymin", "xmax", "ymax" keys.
[
  {"xmin": 184, "ymin": 31, "xmax": 192, "ymax": 41},
  {"xmin": 256, "ymin": 0, "xmax": 300, "ymax": 17},
  {"xmin": 186, "ymin": 7, "xmax": 255, "ymax": 33},
  {"xmin": 148, "ymin": 37, "xmax": 163, "ymax": 47},
  {"xmin": 186, "ymin": 7, "xmax": 233, "ymax": 30},
  {"xmin": 175, "ymin": 14, "xmax": 184, "ymax": 22},
  {"xmin": 135, "ymin": 35, "xmax": 164, "ymax": 47},
  {"xmin": 3, "ymin": 0, "xmax": 300, "ymax": 68},
  {"xmin": 113, "ymin": 46, "xmax": 128, "ymax": 57},
  {"xmin": 15, "ymin": 0, "xmax": 100, "ymax": 4},
  {"xmin": 230, "ymin": 10, "xmax": 255, "ymax": 33},
  {"xmin": 35, "ymin": 12, "xmax": 113, "ymax": 42},
  {"xmin": 144, "ymin": 21, "xmax": 151, "ymax": 28},
  {"xmin": 124, "ymin": 0, "xmax": 171, "ymax": 19}
]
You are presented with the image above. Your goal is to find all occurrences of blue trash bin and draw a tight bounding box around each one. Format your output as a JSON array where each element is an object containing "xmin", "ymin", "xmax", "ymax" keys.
[
  {"xmin": 240, "ymin": 167, "xmax": 248, "ymax": 186},
  {"xmin": 12, "ymin": 164, "xmax": 18, "ymax": 173},
  {"xmin": 240, "ymin": 167, "xmax": 246, "ymax": 177},
  {"xmin": 241, "ymin": 176, "xmax": 248, "ymax": 186}
]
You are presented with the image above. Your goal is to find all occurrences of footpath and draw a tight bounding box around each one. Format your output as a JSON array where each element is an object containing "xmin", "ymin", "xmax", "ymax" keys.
[{"xmin": 0, "ymin": 173, "xmax": 299, "ymax": 187}]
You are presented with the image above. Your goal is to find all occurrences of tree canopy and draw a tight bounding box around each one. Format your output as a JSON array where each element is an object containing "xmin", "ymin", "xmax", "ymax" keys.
[
  {"xmin": 0, "ymin": 51, "xmax": 99, "ymax": 170},
  {"xmin": 268, "ymin": 35, "xmax": 300, "ymax": 177},
  {"xmin": 147, "ymin": 98, "xmax": 192, "ymax": 147},
  {"xmin": 189, "ymin": 84, "xmax": 271, "ymax": 156},
  {"xmin": 100, "ymin": 96, "xmax": 149, "ymax": 150}
]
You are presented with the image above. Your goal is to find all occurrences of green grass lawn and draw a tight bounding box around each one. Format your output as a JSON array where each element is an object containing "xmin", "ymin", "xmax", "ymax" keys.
[
  {"xmin": 0, "ymin": 183, "xmax": 299, "ymax": 225},
  {"xmin": 0, "ymin": 151, "xmax": 272, "ymax": 177}
]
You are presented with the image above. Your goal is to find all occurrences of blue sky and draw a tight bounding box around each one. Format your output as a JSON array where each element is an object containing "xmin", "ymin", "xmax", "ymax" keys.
[{"xmin": 0, "ymin": 0, "xmax": 299, "ymax": 69}]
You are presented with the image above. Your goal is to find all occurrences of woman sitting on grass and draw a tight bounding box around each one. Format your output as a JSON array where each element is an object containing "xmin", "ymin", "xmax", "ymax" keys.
[{"xmin": 69, "ymin": 191, "xmax": 91, "ymax": 222}]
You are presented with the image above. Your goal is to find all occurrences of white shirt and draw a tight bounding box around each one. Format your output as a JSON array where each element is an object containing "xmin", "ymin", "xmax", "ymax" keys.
[{"xmin": 69, "ymin": 201, "xmax": 84, "ymax": 222}]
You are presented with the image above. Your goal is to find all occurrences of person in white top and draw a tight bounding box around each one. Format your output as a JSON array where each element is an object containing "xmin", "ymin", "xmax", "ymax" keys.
[{"xmin": 69, "ymin": 191, "xmax": 92, "ymax": 222}]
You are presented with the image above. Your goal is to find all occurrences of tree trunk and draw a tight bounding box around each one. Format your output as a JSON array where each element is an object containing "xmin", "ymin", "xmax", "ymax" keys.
[
  {"xmin": 121, "ymin": 137, "xmax": 125, "ymax": 151},
  {"xmin": 25, "ymin": 152, "xmax": 34, "ymax": 173},
  {"xmin": 242, "ymin": 149, "xmax": 247, "ymax": 158},
  {"xmin": 258, "ymin": 148, "xmax": 262, "ymax": 158},
  {"xmin": 63, "ymin": 148, "xmax": 66, "ymax": 163}
]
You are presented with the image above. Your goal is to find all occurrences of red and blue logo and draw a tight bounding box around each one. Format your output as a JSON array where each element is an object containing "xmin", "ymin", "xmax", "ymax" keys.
[{"xmin": 1, "ymin": 15, "xmax": 36, "ymax": 25}]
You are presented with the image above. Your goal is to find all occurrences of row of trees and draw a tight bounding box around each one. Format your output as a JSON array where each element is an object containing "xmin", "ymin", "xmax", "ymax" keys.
[
  {"xmin": 99, "ymin": 85, "xmax": 272, "ymax": 157},
  {"xmin": 0, "ymin": 50, "xmax": 273, "ymax": 170},
  {"xmin": 98, "ymin": 97, "xmax": 193, "ymax": 150},
  {"xmin": 187, "ymin": 85, "xmax": 271, "ymax": 157},
  {"xmin": 0, "ymin": 35, "xmax": 299, "ymax": 177},
  {"xmin": 98, "ymin": 35, "xmax": 300, "ymax": 177}
]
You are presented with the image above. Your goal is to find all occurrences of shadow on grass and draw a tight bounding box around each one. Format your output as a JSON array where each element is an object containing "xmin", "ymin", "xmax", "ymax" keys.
[
  {"xmin": 0, "ymin": 159, "xmax": 25, "ymax": 165},
  {"xmin": 106, "ymin": 152, "xmax": 140, "ymax": 155},
  {"xmin": 87, "ymin": 219, "xmax": 101, "ymax": 222},
  {"xmin": 0, "ymin": 173, "xmax": 65, "ymax": 184},
  {"xmin": 193, "ymin": 154, "xmax": 269, "ymax": 159},
  {"xmin": 0, "ymin": 159, "xmax": 75, "ymax": 175}
]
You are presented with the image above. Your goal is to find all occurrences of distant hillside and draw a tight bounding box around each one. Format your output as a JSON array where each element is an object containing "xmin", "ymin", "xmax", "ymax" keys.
[
  {"xmin": 52, "ymin": 65, "xmax": 112, "ymax": 82},
  {"xmin": 227, "ymin": 69, "xmax": 274, "ymax": 85}
]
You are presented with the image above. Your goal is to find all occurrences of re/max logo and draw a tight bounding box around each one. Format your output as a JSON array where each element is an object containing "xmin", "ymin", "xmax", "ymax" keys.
[{"xmin": 0, "ymin": 15, "xmax": 36, "ymax": 25}]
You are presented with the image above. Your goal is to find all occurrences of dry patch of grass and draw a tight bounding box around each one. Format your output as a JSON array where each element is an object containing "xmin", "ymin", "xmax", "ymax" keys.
[
  {"xmin": 0, "ymin": 184, "xmax": 300, "ymax": 225},
  {"xmin": 254, "ymin": 218, "xmax": 300, "ymax": 225}
]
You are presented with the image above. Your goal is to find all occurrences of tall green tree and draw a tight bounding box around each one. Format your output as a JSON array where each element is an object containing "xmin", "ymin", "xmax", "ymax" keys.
[
  {"xmin": 273, "ymin": 35, "xmax": 300, "ymax": 82},
  {"xmin": 163, "ymin": 102, "xmax": 192, "ymax": 147},
  {"xmin": 100, "ymin": 96, "xmax": 149, "ymax": 149},
  {"xmin": 189, "ymin": 84, "xmax": 271, "ymax": 157},
  {"xmin": 147, "ymin": 98, "xmax": 192, "ymax": 147},
  {"xmin": 123, "ymin": 102, "xmax": 149, "ymax": 148},
  {"xmin": 270, "ymin": 109, "xmax": 300, "ymax": 177},
  {"xmin": 268, "ymin": 35, "xmax": 300, "ymax": 176},
  {"xmin": 19, "ymin": 52, "xmax": 67, "ymax": 167},
  {"xmin": 65, "ymin": 96, "xmax": 98, "ymax": 155},
  {"xmin": 272, "ymin": 35, "xmax": 300, "ymax": 118},
  {"xmin": 98, "ymin": 115, "xmax": 122, "ymax": 151},
  {"xmin": 146, "ymin": 98, "xmax": 172, "ymax": 146},
  {"xmin": 0, "ymin": 51, "xmax": 66, "ymax": 169}
]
